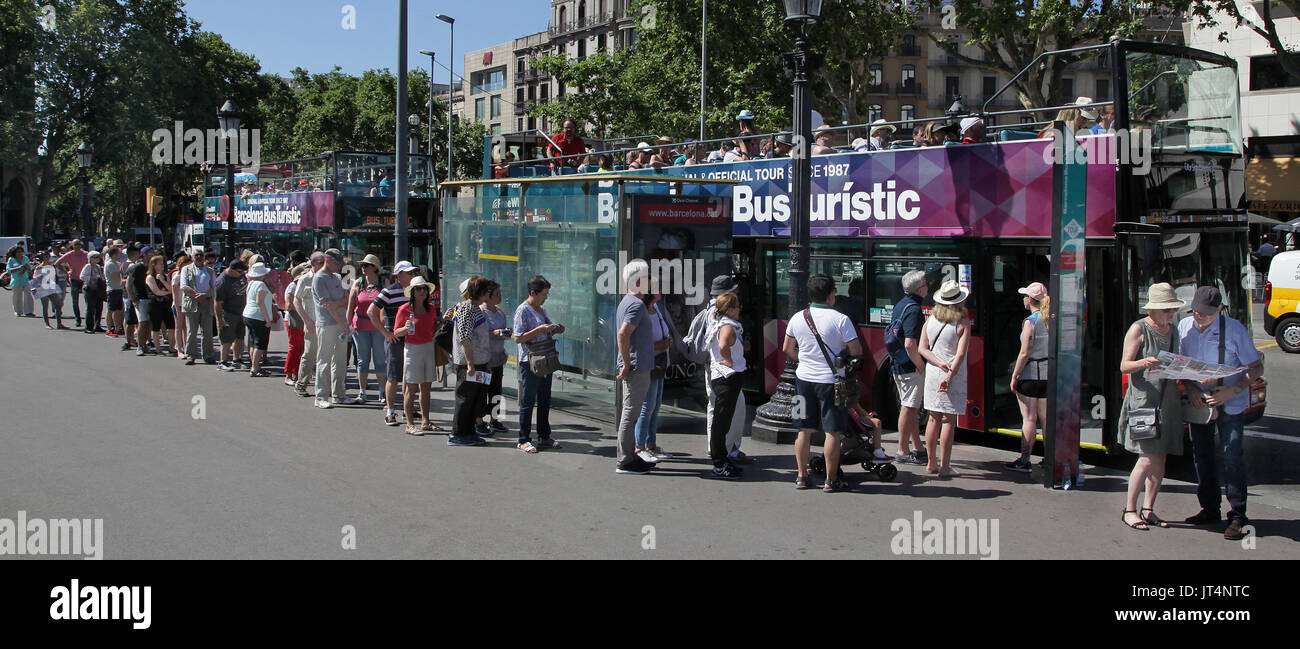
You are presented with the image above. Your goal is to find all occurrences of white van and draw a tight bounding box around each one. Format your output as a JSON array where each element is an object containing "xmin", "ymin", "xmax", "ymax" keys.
[{"xmin": 1265, "ymin": 250, "xmax": 1300, "ymax": 353}]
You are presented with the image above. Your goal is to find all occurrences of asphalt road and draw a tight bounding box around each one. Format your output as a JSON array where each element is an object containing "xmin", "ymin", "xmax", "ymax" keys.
[{"xmin": 1, "ymin": 306, "xmax": 1297, "ymax": 560}]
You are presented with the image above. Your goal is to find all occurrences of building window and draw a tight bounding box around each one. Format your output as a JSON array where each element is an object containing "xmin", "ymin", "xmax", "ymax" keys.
[
  {"xmin": 945, "ymin": 76, "xmax": 959, "ymax": 101},
  {"xmin": 529, "ymin": 84, "xmax": 536, "ymax": 101},
  {"xmin": 491, "ymin": 95, "xmax": 502, "ymax": 119},
  {"xmin": 1020, "ymin": 115, "xmax": 1036, "ymax": 125},
  {"xmin": 517, "ymin": 58, "xmax": 526, "ymax": 76},
  {"xmin": 528, "ymin": 117, "xmax": 536, "ymax": 131},
  {"xmin": 901, "ymin": 33, "xmax": 918, "ymax": 57},
  {"xmin": 518, "ymin": 118, "xmax": 525, "ymax": 131},
  {"xmin": 1250, "ymin": 55, "xmax": 1300, "ymax": 90},
  {"xmin": 491, "ymin": 124, "xmax": 502, "ymax": 136},
  {"xmin": 517, "ymin": 87, "xmax": 525, "ymax": 104},
  {"xmin": 1061, "ymin": 77, "xmax": 1075, "ymax": 99},
  {"xmin": 578, "ymin": 1, "xmax": 586, "ymax": 22},
  {"xmin": 475, "ymin": 98, "xmax": 485, "ymax": 121},
  {"xmin": 1095, "ymin": 78, "xmax": 1110, "ymax": 101},
  {"xmin": 869, "ymin": 63, "xmax": 883, "ymax": 89},
  {"xmin": 868, "ymin": 104, "xmax": 883, "ymax": 123},
  {"xmin": 540, "ymin": 85, "xmax": 549, "ymax": 102},
  {"xmin": 901, "ymin": 64, "xmax": 916, "ymax": 87},
  {"xmin": 900, "ymin": 104, "xmax": 916, "ymax": 124},
  {"xmin": 558, "ymin": 6, "xmax": 566, "ymax": 28},
  {"xmin": 470, "ymin": 68, "xmax": 507, "ymax": 94},
  {"xmin": 598, "ymin": 33, "xmax": 606, "ymax": 53},
  {"xmin": 578, "ymin": 39, "xmax": 586, "ymax": 61},
  {"xmin": 982, "ymin": 76, "xmax": 995, "ymax": 98}
]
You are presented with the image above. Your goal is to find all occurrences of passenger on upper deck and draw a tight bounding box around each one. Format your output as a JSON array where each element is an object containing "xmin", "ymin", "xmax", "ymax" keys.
[
  {"xmin": 868, "ymin": 119, "xmax": 895, "ymax": 151},
  {"xmin": 674, "ymin": 140, "xmax": 698, "ymax": 166},
  {"xmin": 812, "ymin": 125, "xmax": 837, "ymax": 155},
  {"xmin": 546, "ymin": 118, "xmax": 587, "ymax": 170},
  {"xmin": 705, "ymin": 140, "xmax": 735, "ymax": 163},
  {"xmin": 736, "ymin": 109, "xmax": 762, "ymax": 160},
  {"xmin": 767, "ymin": 134, "xmax": 793, "ymax": 159},
  {"xmin": 959, "ymin": 117, "xmax": 986, "ymax": 144},
  {"xmin": 1038, "ymin": 97, "xmax": 1096, "ymax": 139}
]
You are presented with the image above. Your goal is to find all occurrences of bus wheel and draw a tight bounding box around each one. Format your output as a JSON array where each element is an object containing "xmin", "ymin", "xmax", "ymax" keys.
[{"xmin": 1277, "ymin": 317, "xmax": 1300, "ymax": 353}]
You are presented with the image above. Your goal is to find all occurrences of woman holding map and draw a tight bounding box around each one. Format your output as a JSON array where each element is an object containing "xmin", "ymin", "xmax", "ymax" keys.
[{"xmin": 1117, "ymin": 283, "xmax": 1186, "ymax": 531}]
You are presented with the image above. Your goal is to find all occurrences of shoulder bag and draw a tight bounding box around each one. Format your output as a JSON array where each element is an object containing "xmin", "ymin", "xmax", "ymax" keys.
[
  {"xmin": 1128, "ymin": 323, "xmax": 1181, "ymax": 441},
  {"xmin": 650, "ymin": 309, "xmax": 670, "ymax": 379},
  {"xmin": 1182, "ymin": 314, "xmax": 1224, "ymax": 425},
  {"xmin": 803, "ymin": 309, "xmax": 857, "ymax": 409},
  {"xmin": 526, "ymin": 305, "xmax": 561, "ymax": 377},
  {"xmin": 1013, "ymin": 316, "xmax": 1048, "ymax": 398}
]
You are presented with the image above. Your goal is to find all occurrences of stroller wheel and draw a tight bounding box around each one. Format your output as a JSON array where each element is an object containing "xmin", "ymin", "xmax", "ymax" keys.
[
  {"xmin": 878, "ymin": 464, "xmax": 898, "ymax": 481},
  {"xmin": 810, "ymin": 456, "xmax": 826, "ymax": 475}
]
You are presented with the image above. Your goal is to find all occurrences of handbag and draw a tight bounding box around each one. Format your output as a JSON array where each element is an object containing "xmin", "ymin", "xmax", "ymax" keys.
[
  {"xmin": 525, "ymin": 304, "xmax": 561, "ymax": 376},
  {"xmin": 1183, "ymin": 314, "xmax": 1223, "ymax": 425},
  {"xmin": 1127, "ymin": 407, "xmax": 1160, "ymax": 441},
  {"xmin": 803, "ymin": 309, "xmax": 856, "ymax": 409},
  {"xmin": 650, "ymin": 309, "xmax": 670, "ymax": 379}
]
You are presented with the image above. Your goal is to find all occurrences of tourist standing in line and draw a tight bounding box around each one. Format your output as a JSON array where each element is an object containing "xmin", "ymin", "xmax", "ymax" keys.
[
  {"xmin": 394, "ymin": 276, "xmax": 442, "ymax": 434},
  {"xmin": 614, "ymin": 261, "xmax": 657, "ymax": 475},
  {"xmin": 242, "ymin": 262, "xmax": 276, "ymax": 377},
  {"xmin": 707, "ymin": 292, "xmax": 746, "ymax": 480},
  {"xmin": 346, "ymin": 255, "xmax": 386, "ymax": 403},
  {"xmin": 369, "ymin": 260, "xmax": 419, "ymax": 426},
  {"xmin": 480, "ymin": 283, "xmax": 510, "ymax": 435},
  {"xmin": 1118, "ymin": 283, "xmax": 1186, "ymax": 531},
  {"xmin": 293, "ymin": 252, "xmax": 324, "ymax": 397},
  {"xmin": 632, "ymin": 291, "xmax": 673, "ymax": 464},
  {"xmin": 214, "ymin": 260, "xmax": 248, "ymax": 369},
  {"xmin": 513, "ymin": 275, "xmax": 562, "ymax": 453},
  {"xmin": 103, "ymin": 247, "xmax": 125, "ymax": 336},
  {"xmin": 449, "ymin": 277, "xmax": 493, "ymax": 446},
  {"xmin": 283, "ymin": 262, "xmax": 309, "ymax": 384},
  {"xmin": 890, "ymin": 270, "xmax": 929, "ymax": 465},
  {"xmin": 313, "ymin": 249, "xmax": 352, "ymax": 408},
  {"xmin": 1006, "ymin": 282, "xmax": 1050, "ymax": 472},
  {"xmin": 6, "ymin": 245, "xmax": 34, "ymax": 317},
  {"xmin": 919, "ymin": 280, "xmax": 971, "ymax": 478},
  {"xmin": 180, "ymin": 251, "xmax": 216, "ymax": 365},
  {"xmin": 79, "ymin": 251, "xmax": 107, "ymax": 334},
  {"xmin": 54, "ymin": 239, "xmax": 89, "ymax": 329}
]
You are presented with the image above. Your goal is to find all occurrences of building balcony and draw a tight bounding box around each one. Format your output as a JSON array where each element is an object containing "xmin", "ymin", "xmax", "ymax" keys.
[
  {"xmin": 548, "ymin": 11, "xmax": 622, "ymax": 37},
  {"xmin": 867, "ymin": 83, "xmax": 887, "ymax": 95},
  {"xmin": 895, "ymin": 82, "xmax": 924, "ymax": 97},
  {"xmin": 900, "ymin": 44, "xmax": 922, "ymax": 57}
]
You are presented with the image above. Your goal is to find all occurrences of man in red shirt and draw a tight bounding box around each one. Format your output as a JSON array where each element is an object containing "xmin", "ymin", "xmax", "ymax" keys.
[
  {"xmin": 959, "ymin": 117, "xmax": 986, "ymax": 144},
  {"xmin": 547, "ymin": 119, "xmax": 586, "ymax": 170},
  {"xmin": 56, "ymin": 239, "xmax": 90, "ymax": 329}
]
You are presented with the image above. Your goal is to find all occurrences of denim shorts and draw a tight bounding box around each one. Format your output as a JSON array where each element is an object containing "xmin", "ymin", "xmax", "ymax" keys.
[
  {"xmin": 385, "ymin": 339, "xmax": 405, "ymax": 383},
  {"xmin": 794, "ymin": 378, "xmax": 848, "ymax": 434}
]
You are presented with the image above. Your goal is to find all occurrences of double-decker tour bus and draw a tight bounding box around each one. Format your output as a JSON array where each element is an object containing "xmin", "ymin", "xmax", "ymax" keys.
[
  {"xmin": 475, "ymin": 40, "xmax": 1266, "ymax": 451},
  {"xmin": 203, "ymin": 150, "xmax": 438, "ymax": 277}
]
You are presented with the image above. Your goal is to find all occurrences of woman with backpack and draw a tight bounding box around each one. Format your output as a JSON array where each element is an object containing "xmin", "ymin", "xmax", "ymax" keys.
[
  {"xmin": 919, "ymin": 280, "xmax": 971, "ymax": 478},
  {"xmin": 1006, "ymin": 282, "xmax": 1051, "ymax": 473},
  {"xmin": 513, "ymin": 275, "xmax": 564, "ymax": 453}
]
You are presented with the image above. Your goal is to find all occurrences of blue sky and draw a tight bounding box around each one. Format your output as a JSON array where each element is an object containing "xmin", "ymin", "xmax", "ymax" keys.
[{"xmin": 183, "ymin": 0, "xmax": 552, "ymax": 80}]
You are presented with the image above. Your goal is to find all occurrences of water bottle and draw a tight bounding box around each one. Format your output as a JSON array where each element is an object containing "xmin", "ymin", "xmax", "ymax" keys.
[
  {"xmin": 1076, "ymin": 463, "xmax": 1085, "ymax": 487},
  {"xmin": 1062, "ymin": 462, "xmax": 1073, "ymax": 490}
]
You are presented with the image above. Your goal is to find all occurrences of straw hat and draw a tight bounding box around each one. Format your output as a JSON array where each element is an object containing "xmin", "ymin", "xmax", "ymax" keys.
[
  {"xmin": 933, "ymin": 280, "xmax": 970, "ymax": 305},
  {"xmin": 1142, "ymin": 282, "xmax": 1185, "ymax": 311},
  {"xmin": 405, "ymin": 275, "xmax": 432, "ymax": 299},
  {"xmin": 247, "ymin": 262, "xmax": 270, "ymax": 279},
  {"xmin": 360, "ymin": 254, "xmax": 382, "ymax": 269}
]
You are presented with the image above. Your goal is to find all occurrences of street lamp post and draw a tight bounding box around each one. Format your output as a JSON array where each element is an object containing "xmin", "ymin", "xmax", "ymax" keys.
[
  {"xmin": 396, "ymin": 0, "xmax": 411, "ymax": 262},
  {"xmin": 754, "ymin": 0, "xmax": 823, "ymax": 443},
  {"xmin": 418, "ymin": 49, "xmax": 436, "ymax": 156},
  {"xmin": 217, "ymin": 97, "xmax": 243, "ymax": 261},
  {"xmin": 437, "ymin": 14, "xmax": 455, "ymax": 184},
  {"xmin": 76, "ymin": 141, "xmax": 93, "ymax": 239}
]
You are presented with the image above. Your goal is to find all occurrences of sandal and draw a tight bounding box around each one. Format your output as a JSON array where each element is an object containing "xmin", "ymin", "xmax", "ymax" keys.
[
  {"xmin": 421, "ymin": 421, "xmax": 445, "ymax": 433},
  {"xmin": 795, "ymin": 475, "xmax": 811, "ymax": 490},
  {"xmin": 1140, "ymin": 508, "xmax": 1170, "ymax": 528},
  {"xmin": 405, "ymin": 425, "xmax": 424, "ymax": 437},
  {"xmin": 517, "ymin": 441, "xmax": 539, "ymax": 454},
  {"xmin": 823, "ymin": 479, "xmax": 849, "ymax": 493},
  {"xmin": 1123, "ymin": 510, "xmax": 1150, "ymax": 531}
]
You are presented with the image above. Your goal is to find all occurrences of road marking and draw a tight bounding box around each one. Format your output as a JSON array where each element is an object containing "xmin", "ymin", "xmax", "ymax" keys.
[
  {"xmin": 1256, "ymin": 342, "xmax": 1278, "ymax": 350},
  {"xmin": 1246, "ymin": 430, "xmax": 1300, "ymax": 444}
]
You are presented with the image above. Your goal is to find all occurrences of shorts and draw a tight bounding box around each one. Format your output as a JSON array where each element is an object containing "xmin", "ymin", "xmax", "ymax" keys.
[
  {"xmin": 245, "ymin": 316, "xmax": 270, "ymax": 351},
  {"xmin": 794, "ymin": 378, "xmax": 848, "ymax": 434},
  {"xmin": 107, "ymin": 289, "xmax": 123, "ymax": 312},
  {"xmin": 134, "ymin": 299, "xmax": 151, "ymax": 324},
  {"xmin": 126, "ymin": 300, "xmax": 139, "ymax": 325},
  {"xmin": 893, "ymin": 370, "xmax": 923, "ymax": 409},
  {"xmin": 386, "ymin": 339, "xmax": 406, "ymax": 383},
  {"xmin": 403, "ymin": 342, "xmax": 437, "ymax": 384},
  {"xmin": 150, "ymin": 299, "xmax": 175, "ymax": 330},
  {"xmin": 219, "ymin": 312, "xmax": 246, "ymax": 343}
]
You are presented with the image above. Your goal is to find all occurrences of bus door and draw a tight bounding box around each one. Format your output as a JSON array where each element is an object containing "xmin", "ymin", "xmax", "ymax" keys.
[{"xmin": 983, "ymin": 244, "xmax": 1052, "ymax": 436}]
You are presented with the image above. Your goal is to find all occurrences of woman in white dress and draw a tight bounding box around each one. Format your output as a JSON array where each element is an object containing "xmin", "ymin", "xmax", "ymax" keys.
[{"xmin": 919, "ymin": 280, "xmax": 971, "ymax": 478}]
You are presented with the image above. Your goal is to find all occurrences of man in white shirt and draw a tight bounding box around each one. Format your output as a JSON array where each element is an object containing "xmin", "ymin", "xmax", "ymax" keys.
[
  {"xmin": 179, "ymin": 250, "xmax": 217, "ymax": 364},
  {"xmin": 783, "ymin": 274, "xmax": 863, "ymax": 492}
]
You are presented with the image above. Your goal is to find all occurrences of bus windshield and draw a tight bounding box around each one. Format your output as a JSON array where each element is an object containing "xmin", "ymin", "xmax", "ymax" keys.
[{"xmin": 1126, "ymin": 49, "xmax": 1240, "ymax": 155}]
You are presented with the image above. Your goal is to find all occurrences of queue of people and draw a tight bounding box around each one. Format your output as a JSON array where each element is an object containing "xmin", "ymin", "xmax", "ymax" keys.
[{"xmin": 6, "ymin": 238, "xmax": 1269, "ymax": 535}]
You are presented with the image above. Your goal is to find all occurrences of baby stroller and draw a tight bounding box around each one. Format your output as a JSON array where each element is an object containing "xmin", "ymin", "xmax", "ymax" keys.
[{"xmin": 808, "ymin": 407, "xmax": 898, "ymax": 481}]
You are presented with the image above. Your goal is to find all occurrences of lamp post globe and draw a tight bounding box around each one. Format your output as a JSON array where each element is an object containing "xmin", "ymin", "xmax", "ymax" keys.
[{"xmin": 782, "ymin": 0, "xmax": 822, "ymax": 25}]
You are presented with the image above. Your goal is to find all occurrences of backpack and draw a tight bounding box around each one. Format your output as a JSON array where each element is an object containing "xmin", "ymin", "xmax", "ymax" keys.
[
  {"xmin": 883, "ymin": 300, "xmax": 918, "ymax": 371},
  {"xmin": 684, "ymin": 302, "xmax": 715, "ymax": 364}
]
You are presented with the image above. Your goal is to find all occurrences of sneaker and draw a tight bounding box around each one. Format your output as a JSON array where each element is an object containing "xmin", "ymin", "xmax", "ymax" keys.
[
  {"xmin": 489, "ymin": 420, "xmax": 508, "ymax": 433},
  {"xmin": 120, "ymin": 342, "xmax": 132, "ymax": 351},
  {"xmin": 648, "ymin": 447, "xmax": 673, "ymax": 460},
  {"xmin": 355, "ymin": 391, "xmax": 369, "ymax": 403},
  {"xmin": 294, "ymin": 386, "xmax": 310, "ymax": 398},
  {"xmin": 895, "ymin": 452, "xmax": 922, "ymax": 465},
  {"xmin": 314, "ymin": 399, "xmax": 333, "ymax": 409},
  {"xmin": 184, "ymin": 357, "xmax": 196, "ymax": 366},
  {"xmin": 727, "ymin": 449, "xmax": 754, "ymax": 465},
  {"xmin": 383, "ymin": 410, "xmax": 399, "ymax": 427},
  {"xmin": 331, "ymin": 397, "xmax": 344, "ymax": 405},
  {"xmin": 1004, "ymin": 458, "xmax": 1032, "ymax": 473},
  {"xmin": 474, "ymin": 423, "xmax": 494, "ymax": 438},
  {"xmin": 233, "ymin": 361, "xmax": 245, "ymax": 371},
  {"xmin": 343, "ymin": 395, "xmax": 365, "ymax": 405},
  {"xmin": 135, "ymin": 348, "xmax": 146, "ymax": 357},
  {"xmin": 911, "ymin": 449, "xmax": 928, "ymax": 463},
  {"xmin": 637, "ymin": 450, "xmax": 661, "ymax": 464},
  {"xmin": 616, "ymin": 457, "xmax": 655, "ymax": 475},
  {"xmin": 447, "ymin": 435, "xmax": 487, "ymax": 447},
  {"xmin": 106, "ymin": 332, "xmax": 119, "ymax": 338},
  {"xmin": 711, "ymin": 462, "xmax": 744, "ymax": 480},
  {"xmin": 872, "ymin": 448, "xmax": 893, "ymax": 464},
  {"xmin": 218, "ymin": 362, "xmax": 234, "ymax": 372}
]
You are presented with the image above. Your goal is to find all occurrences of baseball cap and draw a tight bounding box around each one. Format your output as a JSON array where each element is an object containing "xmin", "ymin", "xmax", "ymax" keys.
[
  {"xmin": 960, "ymin": 117, "xmax": 984, "ymax": 134},
  {"xmin": 392, "ymin": 260, "xmax": 418, "ymax": 275},
  {"xmin": 323, "ymin": 248, "xmax": 344, "ymax": 265},
  {"xmin": 1018, "ymin": 281, "xmax": 1048, "ymax": 301},
  {"xmin": 1190, "ymin": 286, "xmax": 1223, "ymax": 314}
]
